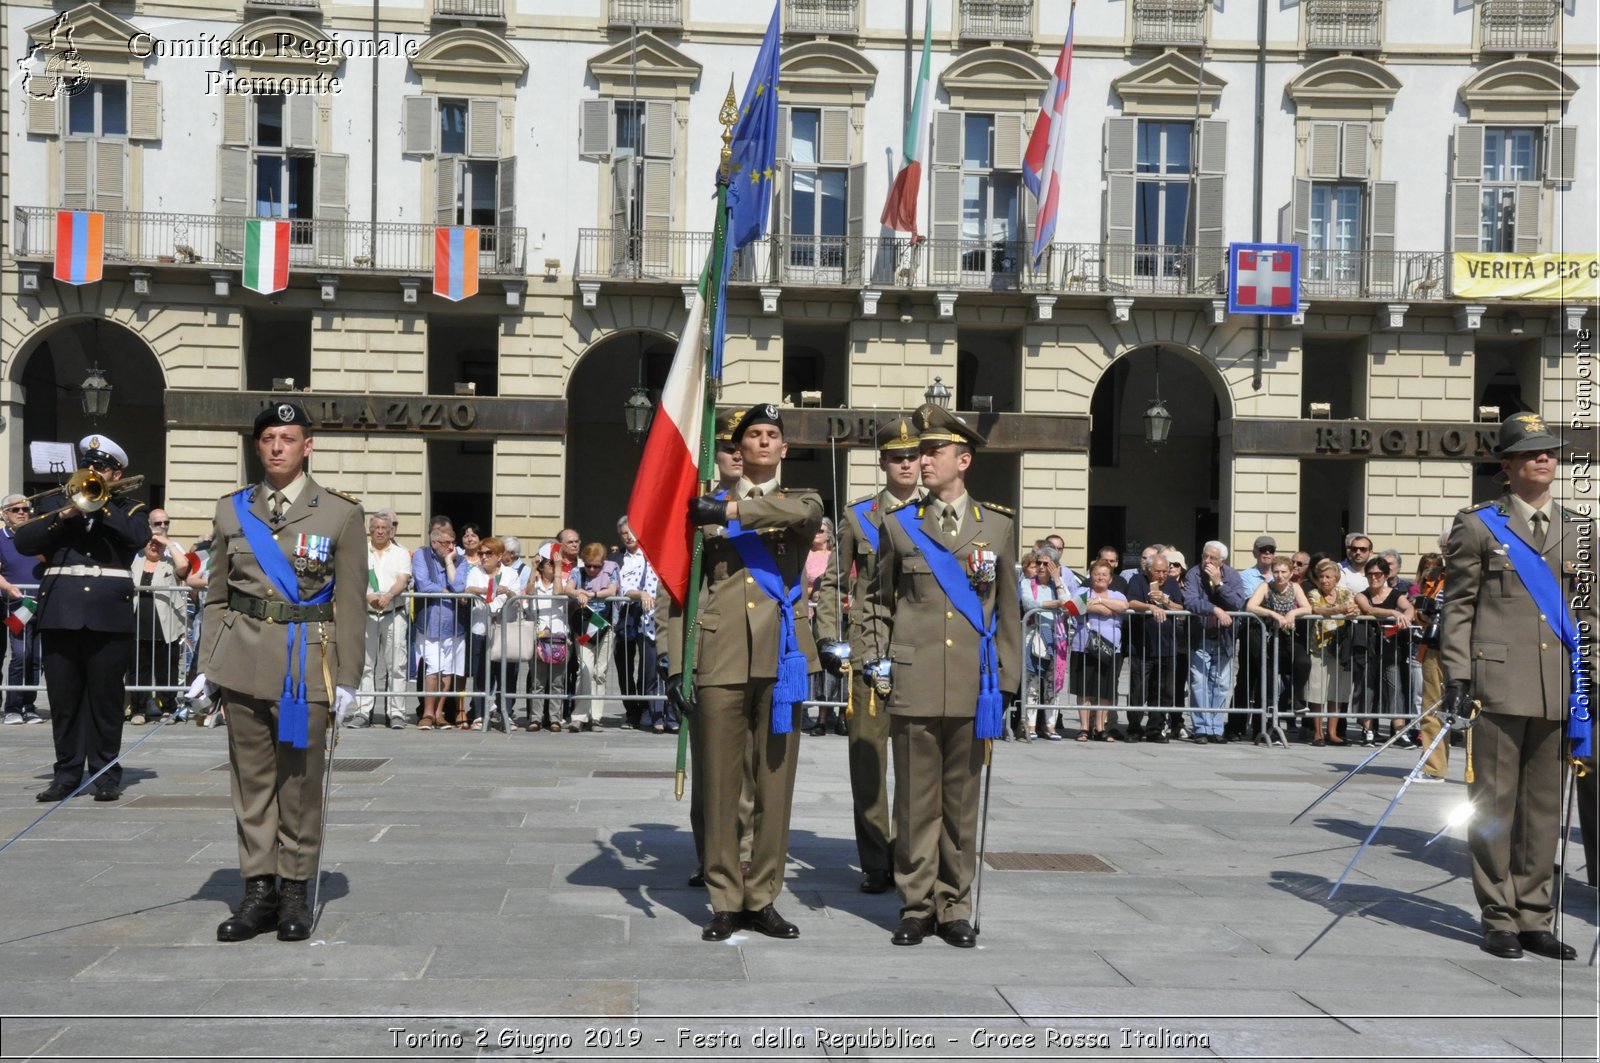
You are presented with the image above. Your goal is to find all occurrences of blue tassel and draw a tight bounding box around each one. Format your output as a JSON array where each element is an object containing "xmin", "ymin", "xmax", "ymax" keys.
[
  {"xmin": 278, "ymin": 693, "xmax": 310, "ymax": 749},
  {"xmin": 975, "ymin": 689, "xmax": 1004, "ymax": 740},
  {"xmin": 772, "ymin": 649, "xmax": 808, "ymax": 735}
]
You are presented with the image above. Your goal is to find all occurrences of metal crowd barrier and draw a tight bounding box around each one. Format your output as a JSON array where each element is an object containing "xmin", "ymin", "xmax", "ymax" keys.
[{"xmin": 1275, "ymin": 613, "xmax": 1425, "ymax": 747}]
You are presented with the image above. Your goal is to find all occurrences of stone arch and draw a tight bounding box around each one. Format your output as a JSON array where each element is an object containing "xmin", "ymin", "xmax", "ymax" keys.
[
  {"xmin": 939, "ymin": 46, "xmax": 1048, "ymax": 111},
  {"xmin": 410, "ymin": 27, "xmax": 529, "ymax": 84},
  {"xmin": 779, "ymin": 40, "xmax": 878, "ymax": 98},
  {"xmin": 1287, "ymin": 55, "xmax": 1401, "ymax": 117},
  {"xmin": 1459, "ymin": 57, "xmax": 1577, "ymax": 123}
]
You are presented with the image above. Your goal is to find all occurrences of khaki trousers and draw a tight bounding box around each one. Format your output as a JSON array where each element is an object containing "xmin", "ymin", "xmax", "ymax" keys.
[
  {"xmin": 847, "ymin": 673, "xmax": 894, "ymax": 876},
  {"xmin": 1467, "ymin": 711, "xmax": 1564, "ymax": 933},
  {"xmin": 689, "ymin": 707, "xmax": 755, "ymax": 871},
  {"xmin": 696, "ymin": 682, "xmax": 799, "ymax": 913},
  {"xmin": 224, "ymin": 691, "xmax": 330, "ymax": 881},
  {"xmin": 891, "ymin": 715, "xmax": 984, "ymax": 923},
  {"xmin": 1416, "ymin": 653, "xmax": 1448, "ymax": 778}
]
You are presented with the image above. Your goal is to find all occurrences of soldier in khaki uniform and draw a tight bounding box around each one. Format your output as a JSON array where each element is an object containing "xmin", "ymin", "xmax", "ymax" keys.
[
  {"xmin": 194, "ymin": 403, "xmax": 366, "ymax": 942},
  {"xmin": 815, "ymin": 415, "xmax": 925, "ymax": 894},
  {"xmin": 862, "ymin": 403, "xmax": 1021, "ymax": 948},
  {"xmin": 1441, "ymin": 411, "xmax": 1595, "ymax": 961},
  {"xmin": 665, "ymin": 403, "xmax": 823, "ymax": 941}
]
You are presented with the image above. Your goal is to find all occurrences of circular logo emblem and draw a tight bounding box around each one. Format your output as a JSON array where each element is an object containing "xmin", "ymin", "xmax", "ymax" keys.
[
  {"xmin": 762, "ymin": 403, "xmax": 778, "ymax": 419},
  {"xmin": 277, "ymin": 404, "xmax": 296, "ymax": 423}
]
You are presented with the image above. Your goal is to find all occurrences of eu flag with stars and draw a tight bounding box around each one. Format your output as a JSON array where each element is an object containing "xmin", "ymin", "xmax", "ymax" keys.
[{"xmin": 725, "ymin": 4, "xmax": 781, "ymax": 252}]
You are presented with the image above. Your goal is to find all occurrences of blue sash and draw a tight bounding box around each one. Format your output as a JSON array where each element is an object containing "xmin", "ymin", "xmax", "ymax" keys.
[
  {"xmin": 724, "ymin": 519, "xmax": 807, "ymax": 735},
  {"xmin": 891, "ymin": 507, "xmax": 1004, "ymax": 740},
  {"xmin": 1476, "ymin": 507, "xmax": 1591, "ymax": 758},
  {"xmin": 231, "ymin": 492, "xmax": 334, "ymax": 749},
  {"xmin": 850, "ymin": 498, "xmax": 880, "ymax": 553}
]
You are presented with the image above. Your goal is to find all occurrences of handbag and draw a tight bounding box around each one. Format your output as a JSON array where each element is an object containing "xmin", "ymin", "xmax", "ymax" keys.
[
  {"xmin": 1083, "ymin": 627, "xmax": 1118, "ymax": 666},
  {"xmin": 535, "ymin": 633, "xmax": 569, "ymax": 665},
  {"xmin": 489, "ymin": 615, "xmax": 537, "ymax": 663}
]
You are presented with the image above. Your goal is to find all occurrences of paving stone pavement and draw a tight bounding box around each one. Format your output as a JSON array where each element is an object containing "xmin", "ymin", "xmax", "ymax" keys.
[{"xmin": 0, "ymin": 719, "xmax": 1594, "ymax": 1062}]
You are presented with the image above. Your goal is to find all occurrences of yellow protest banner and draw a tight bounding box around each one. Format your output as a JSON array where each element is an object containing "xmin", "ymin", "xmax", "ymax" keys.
[{"xmin": 1452, "ymin": 253, "xmax": 1599, "ymax": 300}]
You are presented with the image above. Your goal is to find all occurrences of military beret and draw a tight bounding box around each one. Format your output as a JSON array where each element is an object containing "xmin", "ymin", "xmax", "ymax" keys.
[
  {"xmin": 731, "ymin": 403, "xmax": 784, "ymax": 444},
  {"xmin": 253, "ymin": 401, "xmax": 315, "ymax": 439}
]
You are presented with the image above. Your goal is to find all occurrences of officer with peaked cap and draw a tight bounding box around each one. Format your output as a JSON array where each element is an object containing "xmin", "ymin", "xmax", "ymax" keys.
[
  {"xmin": 1441, "ymin": 410, "xmax": 1596, "ymax": 960},
  {"xmin": 191, "ymin": 402, "xmax": 366, "ymax": 942},
  {"xmin": 664, "ymin": 402, "xmax": 823, "ymax": 941},
  {"xmin": 18, "ymin": 435, "xmax": 150, "ymax": 803},
  {"xmin": 815, "ymin": 414, "xmax": 926, "ymax": 894},
  {"xmin": 860, "ymin": 402, "xmax": 1021, "ymax": 947}
]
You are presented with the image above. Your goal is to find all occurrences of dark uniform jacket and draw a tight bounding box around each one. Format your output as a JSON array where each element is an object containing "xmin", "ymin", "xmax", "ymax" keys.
[
  {"xmin": 198, "ymin": 476, "xmax": 366, "ymax": 702},
  {"xmin": 15, "ymin": 495, "xmax": 150, "ymax": 633},
  {"xmin": 664, "ymin": 485, "xmax": 824, "ymax": 685},
  {"xmin": 814, "ymin": 488, "xmax": 922, "ymax": 651}
]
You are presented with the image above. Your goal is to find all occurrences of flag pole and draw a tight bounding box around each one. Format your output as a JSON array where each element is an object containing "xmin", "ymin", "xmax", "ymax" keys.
[{"xmin": 674, "ymin": 80, "xmax": 739, "ymax": 801}]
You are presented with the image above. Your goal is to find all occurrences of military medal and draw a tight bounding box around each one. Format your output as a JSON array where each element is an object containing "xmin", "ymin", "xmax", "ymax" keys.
[
  {"xmin": 295, "ymin": 533, "xmax": 332, "ymax": 574},
  {"xmin": 965, "ymin": 544, "xmax": 997, "ymax": 591}
]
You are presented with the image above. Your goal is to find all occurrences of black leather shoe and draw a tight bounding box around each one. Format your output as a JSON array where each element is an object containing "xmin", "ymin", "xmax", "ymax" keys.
[
  {"xmin": 1207, "ymin": 734, "xmax": 1228, "ymax": 745},
  {"xmin": 702, "ymin": 911, "xmax": 738, "ymax": 941},
  {"xmin": 742, "ymin": 905, "xmax": 799, "ymax": 939},
  {"xmin": 277, "ymin": 878, "xmax": 312, "ymax": 941},
  {"xmin": 891, "ymin": 916, "xmax": 934, "ymax": 946},
  {"xmin": 938, "ymin": 919, "xmax": 978, "ymax": 948},
  {"xmin": 217, "ymin": 876, "xmax": 279, "ymax": 942},
  {"xmin": 687, "ymin": 868, "xmax": 706, "ymax": 888},
  {"xmin": 1518, "ymin": 930, "xmax": 1576, "ymax": 961},
  {"xmin": 860, "ymin": 870, "xmax": 893, "ymax": 895},
  {"xmin": 92, "ymin": 786, "xmax": 120, "ymax": 802},
  {"xmin": 36, "ymin": 783, "xmax": 75, "ymax": 803},
  {"xmin": 1480, "ymin": 929, "xmax": 1523, "ymax": 958},
  {"xmin": 1145, "ymin": 730, "xmax": 1169, "ymax": 744}
]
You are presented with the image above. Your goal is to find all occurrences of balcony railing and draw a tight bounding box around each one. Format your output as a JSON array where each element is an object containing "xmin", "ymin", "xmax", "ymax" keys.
[
  {"xmin": 609, "ymin": 0, "xmax": 682, "ymax": 29},
  {"xmin": 13, "ymin": 207, "xmax": 527, "ymax": 278},
  {"xmin": 243, "ymin": 0, "xmax": 321, "ymax": 10},
  {"xmin": 1481, "ymin": 0, "xmax": 1558, "ymax": 52},
  {"xmin": 1132, "ymin": 0, "xmax": 1207, "ymax": 46},
  {"xmin": 786, "ymin": 0, "xmax": 859, "ymax": 36},
  {"xmin": 576, "ymin": 230, "xmax": 1455, "ymax": 302},
  {"xmin": 434, "ymin": 0, "xmax": 505, "ymax": 20},
  {"xmin": 959, "ymin": 1, "xmax": 1033, "ymax": 43},
  {"xmin": 1305, "ymin": 0, "xmax": 1382, "ymax": 51}
]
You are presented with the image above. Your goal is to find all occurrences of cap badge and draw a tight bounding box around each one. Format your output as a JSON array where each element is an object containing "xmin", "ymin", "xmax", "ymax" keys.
[
  {"xmin": 1514, "ymin": 412, "xmax": 1546, "ymax": 433},
  {"xmin": 88, "ymin": 436, "xmax": 100, "ymax": 449},
  {"xmin": 277, "ymin": 404, "xmax": 296, "ymax": 423},
  {"xmin": 762, "ymin": 403, "xmax": 778, "ymax": 419}
]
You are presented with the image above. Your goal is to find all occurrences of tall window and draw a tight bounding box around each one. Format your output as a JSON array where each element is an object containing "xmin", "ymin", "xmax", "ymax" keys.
[
  {"xmin": 960, "ymin": 114, "xmax": 1021, "ymax": 274},
  {"xmin": 787, "ymin": 108, "xmax": 847, "ymax": 269},
  {"xmin": 67, "ymin": 80, "xmax": 126, "ymax": 138},
  {"xmin": 254, "ymin": 95, "xmax": 314, "ymax": 226},
  {"xmin": 1134, "ymin": 120, "xmax": 1191, "ymax": 276},
  {"xmin": 218, "ymin": 91, "xmax": 347, "ymax": 262},
  {"xmin": 1479, "ymin": 127, "xmax": 1539, "ymax": 252},
  {"xmin": 1308, "ymin": 184, "xmax": 1362, "ymax": 281},
  {"xmin": 1104, "ymin": 114, "xmax": 1225, "ymax": 288},
  {"xmin": 930, "ymin": 109, "xmax": 1025, "ymax": 283}
]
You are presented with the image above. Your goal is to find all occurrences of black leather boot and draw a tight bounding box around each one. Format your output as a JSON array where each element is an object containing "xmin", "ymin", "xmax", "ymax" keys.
[
  {"xmin": 277, "ymin": 878, "xmax": 312, "ymax": 941},
  {"xmin": 216, "ymin": 876, "xmax": 279, "ymax": 942}
]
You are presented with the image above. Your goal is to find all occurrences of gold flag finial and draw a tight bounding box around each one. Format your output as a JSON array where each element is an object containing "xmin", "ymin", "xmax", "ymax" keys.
[{"xmin": 719, "ymin": 77, "xmax": 739, "ymax": 177}]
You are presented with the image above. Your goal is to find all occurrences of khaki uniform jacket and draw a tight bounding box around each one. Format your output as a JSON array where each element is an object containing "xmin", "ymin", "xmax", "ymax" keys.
[
  {"xmin": 814, "ymin": 488, "xmax": 919, "ymax": 651},
  {"xmin": 861, "ymin": 497, "xmax": 1023, "ymax": 716},
  {"xmin": 1441, "ymin": 494, "xmax": 1595, "ymax": 720},
  {"xmin": 664, "ymin": 487, "xmax": 825, "ymax": 685},
  {"xmin": 198, "ymin": 476, "xmax": 367, "ymax": 702}
]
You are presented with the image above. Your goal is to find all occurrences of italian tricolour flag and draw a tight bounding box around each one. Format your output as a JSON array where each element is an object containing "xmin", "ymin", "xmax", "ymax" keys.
[
  {"xmin": 626, "ymin": 263, "xmax": 710, "ymax": 607},
  {"xmin": 6, "ymin": 597, "xmax": 36, "ymax": 637},
  {"xmin": 880, "ymin": 0, "xmax": 933, "ymax": 236},
  {"xmin": 243, "ymin": 219, "xmax": 291, "ymax": 295}
]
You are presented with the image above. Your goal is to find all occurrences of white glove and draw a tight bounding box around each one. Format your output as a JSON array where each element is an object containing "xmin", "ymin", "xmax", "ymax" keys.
[
  {"xmin": 186, "ymin": 674, "xmax": 218, "ymax": 701},
  {"xmin": 333, "ymin": 686, "xmax": 357, "ymax": 725}
]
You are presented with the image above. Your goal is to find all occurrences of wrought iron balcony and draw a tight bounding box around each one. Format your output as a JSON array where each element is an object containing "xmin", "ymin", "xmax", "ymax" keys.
[
  {"xmin": 958, "ymin": 1, "xmax": 1034, "ymax": 43},
  {"xmin": 13, "ymin": 207, "xmax": 527, "ymax": 279},
  {"xmin": 786, "ymin": 0, "xmax": 859, "ymax": 36},
  {"xmin": 1305, "ymin": 0, "xmax": 1382, "ymax": 51},
  {"xmin": 1480, "ymin": 0, "xmax": 1558, "ymax": 52},
  {"xmin": 243, "ymin": 0, "xmax": 321, "ymax": 10},
  {"xmin": 1132, "ymin": 0, "xmax": 1207, "ymax": 47},
  {"xmin": 434, "ymin": 0, "xmax": 505, "ymax": 21},
  {"xmin": 609, "ymin": 0, "xmax": 683, "ymax": 30},
  {"xmin": 1299, "ymin": 248, "xmax": 1448, "ymax": 302}
]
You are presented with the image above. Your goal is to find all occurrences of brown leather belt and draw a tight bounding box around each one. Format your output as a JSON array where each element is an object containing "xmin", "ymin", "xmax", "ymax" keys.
[{"xmin": 229, "ymin": 591, "xmax": 334, "ymax": 624}]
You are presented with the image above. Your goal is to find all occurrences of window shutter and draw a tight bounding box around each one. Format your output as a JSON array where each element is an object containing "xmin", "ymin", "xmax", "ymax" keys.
[
  {"xmin": 1452, "ymin": 124, "xmax": 1484, "ymax": 182},
  {"xmin": 94, "ymin": 140, "xmax": 126, "ymax": 213},
  {"xmin": 216, "ymin": 145, "xmax": 250, "ymax": 258},
  {"xmin": 1513, "ymin": 183, "xmax": 1542, "ymax": 253},
  {"xmin": 1340, "ymin": 122, "xmax": 1370, "ymax": 180},
  {"xmin": 932, "ymin": 110, "xmax": 963, "ymax": 170},
  {"xmin": 643, "ymin": 100, "xmax": 674, "ymax": 159},
  {"xmin": 993, "ymin": 112, "xmax": 1025, "ymax": 171},
  {"xmin": 1021, "ymin": 184, "xmax": 1041, "ymax": 280},
  {"xmin": 845, "ymin": 161, "xmax": 865, "ymax": 284},
  {"xmin": 128, "ymin": 80, "xmax": 162, "ymax": 141},
  {"xmin": 315, "ymin": 152, "xmax": 349, "ymax": 262},
  {"xmin": 1194, "ymin": 173, "xmax": 1226, "ymax": 285},
  {"xmin": 930, "ymin": 168, "xmax": 960, "ymax": 282},
  {"xmin": 609, "ymin": 158, "xmax": 636, "ymax": 272},
  {"xmin": 819, "ymin": 107, "xmax": 850, "ymax": 166},
  {"xmin": 1367, "ymin": 180, "xmax": 1398, "ymax": 291},
  {"xmin": 776, "ymin": 105, "xmax": 790, "ymax": 162},
  {"xmin": 436, "ymin": 157, "xmax": 459, "ymax": 226},
  {"xmin": 1307, "ymin": 122, "xmax": 1340, "ymax": 180},
  {"xmin": 1105, "ymin": 173, "xmax": 1136, "ymax": 281},
  {"xmin": 1103, "ymin": 117, "xmax": 1136, "ymax": 174},
  {"xmin": 467, "ymin": 98, "xmax": 498, "ymax": 158},
  {"xmin": 1450, "ymin": 181, "xmax": 1481, "ymax": 252},
  {"xmin": 497, "ymin": 156, "xmax": 516, "ymax": 237},
  {"xmin": 1290, "ymin": 177, "xmax": 1311, "ymax": 248},
  {"xmin": 1545, "ymin": 124, "xmax": 1577, "ymax": 183},
  {"xmin": 642, "ymin": 157, "xmax": 672, "ymax": 272},
  {"xmin": 1197, "ymin": 118, "xmax": 1228, "ymax": 175},
  {"xmin": 404, "ymin": 96, "xmax": 437, "ymax": 155},
  {"xmin": 222, "ymin": 93, "xmax": 249, "ymax": 147},
  {"xmin": 63, "ymin": 138, "xmax": 91, "ymax": 209},
  {"xmin": 288, "ymin": 95, "xmax": 317, "ymax": 152},
  {"xmin": 579, "ymin": 99, "xmax": 612, "ymax": 158},
  {"xmin": 27, "ymin": 93, "xmax": 58, "ymax": 137}
]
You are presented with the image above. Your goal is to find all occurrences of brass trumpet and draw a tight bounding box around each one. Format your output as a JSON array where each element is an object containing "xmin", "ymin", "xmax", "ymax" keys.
[{"xmin": 17, "ymin": 469, "xmax": 145, "ymax": 520}]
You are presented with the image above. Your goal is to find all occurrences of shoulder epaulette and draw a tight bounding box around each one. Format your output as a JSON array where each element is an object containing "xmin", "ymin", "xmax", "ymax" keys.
[
  {"xmin": 324, "ymin": 487, "xmax": 362, "ymax": 505},
  {"xmin": 980, "ymin": 501, "xmax": 1014, "ymax": 516},
  {"xmin": 1463, "ymin": 501, "xmax": 1493, "ymax": 513},
  {"xmin": 221, "ymin": 486, "xmax": 250, "ymax": 500},
  {"xmin": 850, "ymin": 493, "xmax": 874, "ymax": 506},
  {"xmin": 885, "ymin": 498, "xmax": 917, "ymax": 515}
]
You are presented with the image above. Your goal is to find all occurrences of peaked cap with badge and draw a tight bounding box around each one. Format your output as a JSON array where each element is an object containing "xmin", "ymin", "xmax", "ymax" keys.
[
  {"xmin": 912, "ymin": 402, "xmax": 985, "ymax": 447},
  {"xmin": 1493, "ymin": 410, "xmax": 1566, "ymax": 456},
  {"xmin": 714, "ymin": 407, "xmax": 746, "ymax": 443}
]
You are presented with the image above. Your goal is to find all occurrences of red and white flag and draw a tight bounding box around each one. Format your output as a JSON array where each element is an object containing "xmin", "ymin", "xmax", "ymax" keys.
[
  {"xmin": 1022, "ymin": 0, "xmax": 1078, "ymax": 268},
  {"xmin": 626, "ymin": 267, "xmax": 709, "ymax": 606},
  {"xmin": 880, "ymin": 0, "xmax": 932, "ymax": 236}
]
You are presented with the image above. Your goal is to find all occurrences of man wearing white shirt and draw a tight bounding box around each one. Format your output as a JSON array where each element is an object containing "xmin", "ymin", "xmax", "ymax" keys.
[
  {"xmin": 1338, "ymin": 533, "xmax": 1374, "ymax": 595},
  {"xmin": 356, "ymin": 512, "xmax": 412, "ymax": 729},
  {"xmin": 615, "ymin": 518, "xmax": 663, "ymax": 730}
]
